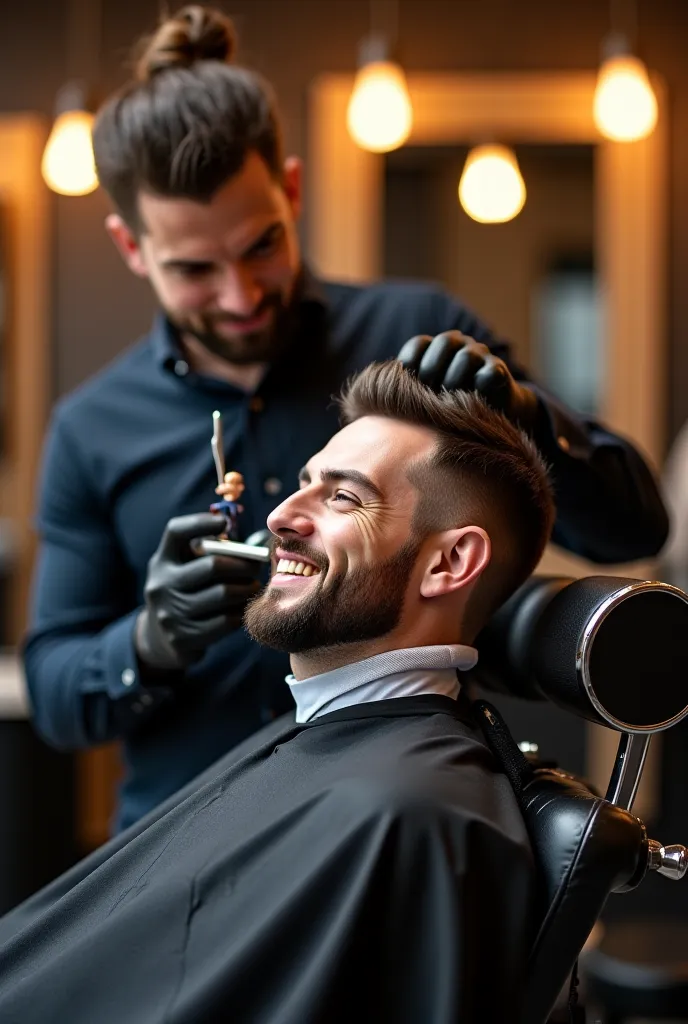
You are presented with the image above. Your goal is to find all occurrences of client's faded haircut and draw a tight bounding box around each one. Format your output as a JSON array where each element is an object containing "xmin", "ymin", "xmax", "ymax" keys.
[{"xmin": 337, "ymin": 361, "xmax": 555, "ymax": 636}]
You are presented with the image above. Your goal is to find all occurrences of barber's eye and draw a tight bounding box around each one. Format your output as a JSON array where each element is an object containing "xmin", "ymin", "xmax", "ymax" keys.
[
  {"xmin": 249, "ymin": 228, "xmax": 283, "ymax": 258},
  {"xmin": 253, "ymin": 239, "xmax": 276, "ymax": 256},
  {"xmin": 176, "ymin": 263, "xmax": 213, "ymax": 278}
]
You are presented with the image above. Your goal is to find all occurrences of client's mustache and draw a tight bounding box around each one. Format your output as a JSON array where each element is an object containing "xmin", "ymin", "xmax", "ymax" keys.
[{"xmin": 269, "ymin": 536, "xmax": 328, "ymax": 572}]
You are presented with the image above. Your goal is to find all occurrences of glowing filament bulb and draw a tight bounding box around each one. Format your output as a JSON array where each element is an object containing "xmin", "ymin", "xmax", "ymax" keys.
[
  {"xmin": 347, "ymin": 60, "xmax": 413, "ymax": 153},
  {"xmin": 458, "ymin": 144, "xmax": 526, "ymax": 224},
  {"xmin": 41, "ymin": 109, "xmax": 98, "ymax": 196},
  {"xmin": 593, "ymin": 52, "xmax": 658, "ymax": 142}
]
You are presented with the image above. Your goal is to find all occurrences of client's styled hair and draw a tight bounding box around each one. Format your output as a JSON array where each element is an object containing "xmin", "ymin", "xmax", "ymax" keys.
[{"xmin": 338, "ymin": 361, "xmax": 555, "ymax": 634}]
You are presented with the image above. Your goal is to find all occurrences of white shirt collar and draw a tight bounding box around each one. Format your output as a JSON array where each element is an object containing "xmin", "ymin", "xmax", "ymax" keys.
[{"xmin": 286, "ymin": 643, "xmax": 478, "ymax": 724}]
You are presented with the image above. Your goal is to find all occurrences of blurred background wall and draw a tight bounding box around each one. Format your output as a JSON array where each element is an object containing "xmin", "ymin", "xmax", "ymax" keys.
[{"xmin": 2, "ymin": 0, "xmax": 687, "ymax": 440}]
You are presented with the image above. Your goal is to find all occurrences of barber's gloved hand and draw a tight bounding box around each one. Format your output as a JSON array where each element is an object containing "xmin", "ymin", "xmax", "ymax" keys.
[
  {"xmin": 135, "ymin": 513, "xmax": 262, "ymax": 674},
  {"xmin": 397, "ymin": 330, "xmax": 539, "ymax": 434}
]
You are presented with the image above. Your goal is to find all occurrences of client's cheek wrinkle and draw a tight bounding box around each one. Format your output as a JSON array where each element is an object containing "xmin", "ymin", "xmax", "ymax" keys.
[{"xmin": 347, "ymin": 503, "xmax": 407, "ymax": 546}]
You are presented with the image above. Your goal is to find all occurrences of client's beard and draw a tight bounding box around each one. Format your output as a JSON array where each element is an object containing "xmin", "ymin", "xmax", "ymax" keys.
[{"xmin": 244, "ymin": 538, "xmax": 420, "ymax": 654}]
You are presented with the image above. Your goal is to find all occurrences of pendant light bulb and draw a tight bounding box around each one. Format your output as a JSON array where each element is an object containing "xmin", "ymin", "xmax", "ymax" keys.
[
  {"xmin": 458, "ymin": 144, "xmax": 526, "ymax": 224},
  {"xmin": 593, "ymin": 37, "xmax": 658, "ymax": 142},
  {"xmin": 41, "ymin": 84, "xmax": 98, "ymax": 196},
  {"xmin": 346, "ymin": 35, "xmax": 413, "ymax": 153}
]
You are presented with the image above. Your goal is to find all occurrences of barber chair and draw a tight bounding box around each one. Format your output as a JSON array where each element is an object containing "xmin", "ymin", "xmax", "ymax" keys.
[{"xmin": 473, "ymin": 575, "xmax": 688, "ymax": 1024}]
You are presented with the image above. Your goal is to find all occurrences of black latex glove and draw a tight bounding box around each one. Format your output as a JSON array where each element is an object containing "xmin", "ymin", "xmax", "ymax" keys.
[
  {"xmin": 397, "ymin": 330, "xmax": 539, "ymax": 434},
  {"xmin": 135, "ymin": 512, "xmax": 262, "ymax": 674}
]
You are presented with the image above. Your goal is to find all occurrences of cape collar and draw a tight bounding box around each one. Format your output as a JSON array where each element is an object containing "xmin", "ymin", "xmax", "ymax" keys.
[{"xmin": 286, "ymin": 644, "xmax": 478, "ymax": 724}]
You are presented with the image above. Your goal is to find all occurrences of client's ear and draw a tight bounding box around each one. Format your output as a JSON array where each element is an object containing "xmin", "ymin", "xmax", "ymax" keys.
[{"xmin": 419, "ymin": 526, "xmax": 491, "ymax": 599}]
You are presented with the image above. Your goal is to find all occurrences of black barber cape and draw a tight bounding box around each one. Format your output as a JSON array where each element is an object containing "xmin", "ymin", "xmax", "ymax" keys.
[{"xmin": 0, "ymin": 696, "xmax": 535, "ymax": 1023}]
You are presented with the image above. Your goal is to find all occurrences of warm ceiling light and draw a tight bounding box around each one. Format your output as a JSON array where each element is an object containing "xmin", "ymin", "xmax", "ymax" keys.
[
  {"xmin": 346, "ymin": 36, "xmax": 413, "ymax": 153},
  {"xmin": 593, "ymin": 30, "xmax": 658, "ymax": 143},
  {"xmin": 593, "ymin": 47, "xmax": 658, "ymax": 142},
  {"xmin": 458, "ymin": 144, "xmax": 526, "ymax": 224},
  {"xmin": 41, "ymin": 83, "xmax": 98, "ymax": 197}
]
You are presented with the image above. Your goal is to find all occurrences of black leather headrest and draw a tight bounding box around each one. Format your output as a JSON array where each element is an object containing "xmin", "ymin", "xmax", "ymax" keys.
[{"xmin": 474, "ymin": 575, "xmax": 688, "ymax": 732}]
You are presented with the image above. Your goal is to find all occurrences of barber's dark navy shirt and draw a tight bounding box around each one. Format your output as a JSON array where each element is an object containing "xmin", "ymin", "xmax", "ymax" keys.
[{"xmin": 23, "ymin": 274, "xmax": 669, "ymax": 830}]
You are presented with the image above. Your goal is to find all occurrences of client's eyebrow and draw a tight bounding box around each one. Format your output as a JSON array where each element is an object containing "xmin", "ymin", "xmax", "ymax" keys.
[{"xmin": 298, "ymin": 467, "xmax": 384, "ymax": 502}]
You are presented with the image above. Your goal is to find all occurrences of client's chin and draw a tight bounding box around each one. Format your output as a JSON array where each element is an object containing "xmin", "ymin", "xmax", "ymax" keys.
[{"xmin": 244, "ymin": 587, "xmax": 318, "ymax": 653}]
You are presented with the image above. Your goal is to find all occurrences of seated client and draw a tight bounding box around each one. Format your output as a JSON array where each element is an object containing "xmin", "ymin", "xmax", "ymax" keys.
[{"xmin": 0, "ymin": 361, "xmax": 554, "ymax": 1023}]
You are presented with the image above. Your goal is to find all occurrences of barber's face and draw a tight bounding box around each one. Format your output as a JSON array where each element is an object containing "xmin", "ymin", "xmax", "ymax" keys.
[
  {"xmin": 108, "ymin": 152, "xmax": 302, "ymax": 365},
  {"xmin": 245, "ymin": 417, "xmax": 437, "ymax": 653}
]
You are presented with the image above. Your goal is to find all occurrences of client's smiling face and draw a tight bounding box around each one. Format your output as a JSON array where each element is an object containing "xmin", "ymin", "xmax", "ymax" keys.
[{"xmin": 244, "ymin": 416, "xmax": 436, "ymax": 655}]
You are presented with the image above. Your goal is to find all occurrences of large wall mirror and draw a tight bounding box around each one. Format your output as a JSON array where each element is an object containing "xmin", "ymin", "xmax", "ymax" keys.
[
  {"xmin": 384, "ymin": 141, "xmax": 600, "ymax": 419},
  {"xmin": 307, "ymin": 71, "xmax": 668, "ymax": 814}
]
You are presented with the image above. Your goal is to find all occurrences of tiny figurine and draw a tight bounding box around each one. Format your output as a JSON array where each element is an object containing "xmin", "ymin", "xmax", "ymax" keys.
[
  {"xmin": 210, "ymin": 470, "xmax": 245, "ymax": 540},
  {"xmin": 209, "ymin": 410, "xmax": 245, "ymax": 539}
]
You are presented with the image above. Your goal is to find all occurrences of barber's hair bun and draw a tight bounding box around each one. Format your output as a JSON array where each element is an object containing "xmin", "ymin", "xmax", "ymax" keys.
[{"xmin": 136, "ymin": 5, "xmax": 237, "ymax": 81}]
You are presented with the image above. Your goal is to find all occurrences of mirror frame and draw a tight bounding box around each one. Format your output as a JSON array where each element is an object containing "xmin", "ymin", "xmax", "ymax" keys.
[
  {"xmin": 0, "ymin": 115, "xmax": 50, "ymax": 645},
  {"xmin": 307, "ymin": 70, "xmax": 668, "ymax": 467}
]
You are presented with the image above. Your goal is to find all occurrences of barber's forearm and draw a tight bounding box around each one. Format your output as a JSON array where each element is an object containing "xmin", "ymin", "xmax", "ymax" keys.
[
  {"xmin": 549, "ymin": 453, "xmax": 669, "ymax": 563},
  {"xmin": 23, "ymin": 611, "xmax": 171, "ymax": 749},
  {"xmin": 532, "ymin": 392, "xmax": 669, "ymax": 563}
]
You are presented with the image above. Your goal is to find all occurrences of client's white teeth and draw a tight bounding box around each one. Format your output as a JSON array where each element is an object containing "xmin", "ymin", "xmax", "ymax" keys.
[{"xmin": 274, "ymin": 557, "xmax": 319, "ymax": 576}]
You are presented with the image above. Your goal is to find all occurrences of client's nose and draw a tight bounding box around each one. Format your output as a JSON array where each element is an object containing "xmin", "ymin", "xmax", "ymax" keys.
[{"xmin": 267, "ymin": 492, "xmax": 315, "ymax": 538}]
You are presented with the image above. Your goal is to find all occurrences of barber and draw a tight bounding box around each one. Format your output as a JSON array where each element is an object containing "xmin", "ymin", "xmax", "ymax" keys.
[{"xmin": 24, "ymin": 4, "xmax": 669, "ymax": 832}]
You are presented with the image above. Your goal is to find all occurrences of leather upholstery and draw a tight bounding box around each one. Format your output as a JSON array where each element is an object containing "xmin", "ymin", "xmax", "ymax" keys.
[
  {"xmin": 475, "ymin": 575, "xmax": 688, "ymax": 729},
  {"xmin": 518, "ymin": 768, "xmax": 646, "ymax": 1024},
  {"xmin": 472, "ymin": 574, "xmax": 688, "ymax": 1022}
]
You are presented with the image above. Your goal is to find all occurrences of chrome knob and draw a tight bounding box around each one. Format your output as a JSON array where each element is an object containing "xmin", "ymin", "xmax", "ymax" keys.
[
  {"xmin": 518, "ymin": 741, "xmax": 539, "ymax": 755},
  {"xmin": 647, "ymin": 839, "xmax": 688, "ymax": 880}
]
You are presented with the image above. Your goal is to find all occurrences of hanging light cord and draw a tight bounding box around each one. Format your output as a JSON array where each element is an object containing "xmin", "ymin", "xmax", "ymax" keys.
[
  {"xmin": 609, "ymin": 0, "xmax": 638, "ymax": 48},
  {"xmin": 66, "ymin": 0, "xmax": 101, "ymax": 90},
  {"xmin": 370, "ymin": 0, "xmax": 399, "ymax": 50}
]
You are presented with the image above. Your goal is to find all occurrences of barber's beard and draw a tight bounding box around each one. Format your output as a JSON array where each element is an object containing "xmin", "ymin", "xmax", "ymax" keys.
[
  {"xmin": 169, "ymin": 290, "xmax": 299, "ymax": 366},
  {"xmin": 244, "ymin": 538, "xmax": 421, "ymax": 654}
]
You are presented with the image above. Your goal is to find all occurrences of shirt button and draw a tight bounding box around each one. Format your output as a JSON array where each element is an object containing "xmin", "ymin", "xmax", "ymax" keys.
[
  {"xmin": 250, "ymin": 396, "xmax": 264, "ymax": 413},
  {"xmin": 140, "ymin": 693, "xmax": 154, "ymax": 706},
  {"xmin": 121, "ymin": 668, "xmax": 136, "ymax": 687},
  {"xmin": 131, "ymin": 701, "xmax": 143, "ymax": 714},
  {"xmin": 264, "ymin": 477, "xmax": 282, "ymax": 497},
  {"xmin": 174, "ymin": 359, "xmax": 189, "ymax": 377}
]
